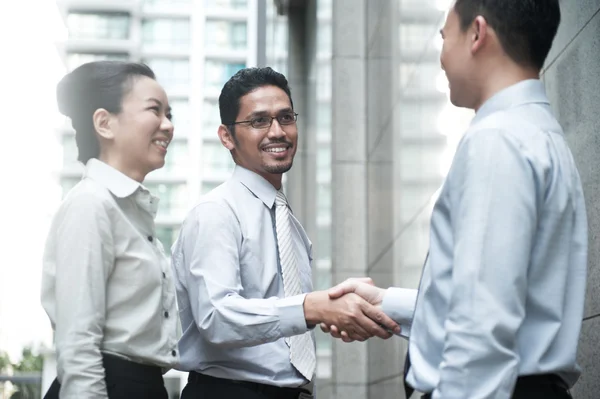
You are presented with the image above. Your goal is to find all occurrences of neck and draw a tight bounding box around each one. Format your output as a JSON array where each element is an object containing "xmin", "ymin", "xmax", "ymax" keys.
[
  {"xmin": 266, "ymin": 174, "xmax": 283, "ymax": 190},
  {"xmin": 99, "ymin": 153, "xmax": 146, "ymax": 183},
  {"xmin": 474, "ymin": 62, "xmax": 539, "ymax": 111}
]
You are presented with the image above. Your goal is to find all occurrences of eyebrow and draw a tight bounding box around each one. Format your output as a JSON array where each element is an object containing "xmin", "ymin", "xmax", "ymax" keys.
[
  {"xmin": 247, "ymin": 107, "xmax": 294, "ymax": 118},
  {"xmin": 148, "ymin": 97, "xmax": 172, "ymax": 113}
]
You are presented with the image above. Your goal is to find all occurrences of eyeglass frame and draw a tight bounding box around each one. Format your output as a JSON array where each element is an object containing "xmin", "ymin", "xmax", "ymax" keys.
[{"xmin": 227, "ymin": 112, "xmax": 299, "ymax": 130}]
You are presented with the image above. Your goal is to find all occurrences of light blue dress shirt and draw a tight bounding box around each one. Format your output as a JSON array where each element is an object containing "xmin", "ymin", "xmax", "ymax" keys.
[
  {"xmin": 171, "ymin": 166, "xmax": 314, "ymax": 388},
  {"xmin": 382, "ymin": 80, "xmax": 588, "ymax": 398}
]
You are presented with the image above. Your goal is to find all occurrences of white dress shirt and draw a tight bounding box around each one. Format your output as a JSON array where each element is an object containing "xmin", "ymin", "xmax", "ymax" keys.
[
  {"xmin": 41, "ymin": 159, "xmax": 180, "ymax": 398},
  {"xmin": 382, "ymin": 80, "xmax": 588, "ymax": 398},
  {"xmin": 171, "ymin": 165, "xmax": 314, "ymax": 388}
]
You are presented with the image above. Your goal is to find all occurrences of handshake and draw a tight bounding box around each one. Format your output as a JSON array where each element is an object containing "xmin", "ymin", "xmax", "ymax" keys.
[{"xmin": 302, "ymin": 278, "xmax": 400, "ymax": 342}]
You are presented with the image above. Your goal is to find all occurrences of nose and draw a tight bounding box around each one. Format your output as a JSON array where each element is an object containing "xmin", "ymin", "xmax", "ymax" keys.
[
  {"xmin": 161, "ymin": 115, "xmax": 174, "ymax": 138},
  {"xmin": 267, "ymin": 118, "xmax": 285, "ymax": 139}
]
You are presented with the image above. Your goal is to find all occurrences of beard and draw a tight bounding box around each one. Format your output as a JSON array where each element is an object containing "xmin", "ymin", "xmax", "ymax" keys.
[{"xmin": 263, "ymin": 160, "xmax": 293, "ymax": 174}]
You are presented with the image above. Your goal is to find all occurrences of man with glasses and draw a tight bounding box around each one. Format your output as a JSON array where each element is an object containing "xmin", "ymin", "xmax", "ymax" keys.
[{"xmin": 171, "ymin": 67, "xmax": 400, "ymax": 399}]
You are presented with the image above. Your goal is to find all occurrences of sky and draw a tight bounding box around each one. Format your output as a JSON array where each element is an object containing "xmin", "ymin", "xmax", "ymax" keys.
[{"xmin": 0, "ymin": 0, "xmax": 67, "ymax": 360}]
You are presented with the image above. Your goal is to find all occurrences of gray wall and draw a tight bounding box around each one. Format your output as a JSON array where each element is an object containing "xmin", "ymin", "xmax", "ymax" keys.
[{"xmin": 542, "ymin": 1, "xmax": 600, "ymax": 397}]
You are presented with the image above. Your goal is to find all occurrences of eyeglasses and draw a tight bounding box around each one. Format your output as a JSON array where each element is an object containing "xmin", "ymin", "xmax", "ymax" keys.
[{"xmin": 229, "ymin": 112, "xmax": 298, "ymax": 129}]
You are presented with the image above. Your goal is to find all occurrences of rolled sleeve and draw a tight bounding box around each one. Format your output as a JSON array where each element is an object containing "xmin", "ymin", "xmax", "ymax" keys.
[{"xmin": 382, "ymin": 288, "xmax": 417, "ymax": 338}]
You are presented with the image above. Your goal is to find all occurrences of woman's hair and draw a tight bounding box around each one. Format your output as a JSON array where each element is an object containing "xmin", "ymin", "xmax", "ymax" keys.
[{"xmin": 56, "ymin": 61, "xmax": 156, "ymax": 163}]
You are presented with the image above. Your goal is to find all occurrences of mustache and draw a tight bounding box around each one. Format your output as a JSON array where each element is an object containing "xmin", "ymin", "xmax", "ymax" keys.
[{"xmin": 260, "ymin": 139, "xmax": 293, "ymax": 148}]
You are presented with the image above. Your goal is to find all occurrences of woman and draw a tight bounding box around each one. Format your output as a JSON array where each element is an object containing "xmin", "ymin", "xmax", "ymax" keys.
[{"xmin": 41, "ymin": 61, "xmax": 178, "ymax": 399}]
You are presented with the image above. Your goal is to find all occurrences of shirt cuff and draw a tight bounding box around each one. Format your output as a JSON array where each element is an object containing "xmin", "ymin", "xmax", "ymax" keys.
[
  {"xmin": 382, "ymin": 287, "xmax": 417, "ymax": 338},
  {"xmin": 276, "ymin": 294, "xmax": 310, "ymax": 337}
]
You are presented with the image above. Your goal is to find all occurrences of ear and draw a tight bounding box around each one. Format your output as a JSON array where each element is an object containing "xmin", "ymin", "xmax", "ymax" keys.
[
  {"xmin": 470, "ymin": 15, "xmax": 488, "ymax": 54},
  {"xmin": 218, "ymin": 124, "xmax": 236, "ymax": 150},
  {"xmin": 92, "ymin": 108, "xmax": 115, "ymax": 140}
]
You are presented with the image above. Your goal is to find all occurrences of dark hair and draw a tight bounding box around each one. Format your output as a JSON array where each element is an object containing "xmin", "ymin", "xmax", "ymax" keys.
[
  {"xmin": 218, "ymin": 67, "xmax": 293, "ymax": 136},
  {"xmin": 454, "ymin": 0, "xmax": 561, "ymax": 70},
  {"xmin": 56, "ymin": 61, "xmax": 156, "ymax": 163}
]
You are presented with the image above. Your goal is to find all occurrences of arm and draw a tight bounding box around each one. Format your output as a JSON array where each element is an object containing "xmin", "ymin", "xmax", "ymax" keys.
[
  {"xmin": 433, "ymin": 130, "xmax": 537, "ymax": 399},
  {"xmin": 51, "ymin": 194, "xmax": 115, "ymax": 398},
  {"xmin": 181, "ymin": 202, "xmax": 399, "ymax": 348}
]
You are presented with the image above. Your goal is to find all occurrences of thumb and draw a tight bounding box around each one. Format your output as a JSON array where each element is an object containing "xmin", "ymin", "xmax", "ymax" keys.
[{"xmin": 328, "ymin": 281, "xmax": 357, "ymax": 299}]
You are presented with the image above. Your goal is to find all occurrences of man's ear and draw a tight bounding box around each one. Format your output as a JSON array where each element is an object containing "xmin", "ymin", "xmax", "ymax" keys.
[
  {"xmin": 470, "ymin": 15, "xmax": 488, "ymax": 54},
  {"xmin": 93, "ymin": 108, "xmax": 115, "ymax": 140},
  {"xmin": 218, "ymin": 124, "xmax": 236, "ymax": 150}
]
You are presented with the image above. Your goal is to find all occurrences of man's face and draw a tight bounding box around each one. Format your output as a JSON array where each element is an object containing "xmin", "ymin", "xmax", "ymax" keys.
[
  {"xmin": 225, "ymin": 85, "xmax": 298, "ymax": 186},
  {"xmin": 440, "ymin": 6, "xmax": 474, "ymax": 108}
]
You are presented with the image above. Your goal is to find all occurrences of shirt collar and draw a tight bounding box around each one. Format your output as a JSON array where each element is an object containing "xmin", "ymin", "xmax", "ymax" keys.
[
  {"xmin": 472, "ymin": 79, "xmax": 550, "ymax": 125},
  {"xmin": 232, "ymin": 165, "xmax": 279, "ymax": 208},
  {"xmin": 85, "ymin": 158, "xmax": 142, "ymax": 198}
]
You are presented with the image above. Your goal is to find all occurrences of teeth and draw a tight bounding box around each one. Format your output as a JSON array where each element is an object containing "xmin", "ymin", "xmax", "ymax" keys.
[
  {"xmin": 154, "ymin": 140, "xmax": 169, "ymax": 149},
  {"xmin": 264, "ymin": 147, "xmax": 287, "ymax": 153}
]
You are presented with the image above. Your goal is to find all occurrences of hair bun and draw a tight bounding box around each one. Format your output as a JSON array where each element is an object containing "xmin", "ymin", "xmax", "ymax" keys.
[{"xmin": 56, "ymin": 71, "xmax": 79, "ymax": 119}]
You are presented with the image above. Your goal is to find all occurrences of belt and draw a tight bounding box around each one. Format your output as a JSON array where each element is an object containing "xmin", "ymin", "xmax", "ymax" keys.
[
  {"xmin": 419, "ymin": 373, "xmax": 569, "ymax": 399},
  {"xmin": 188, "ymin": 371, "xmax": 311, "ymax": 399}
]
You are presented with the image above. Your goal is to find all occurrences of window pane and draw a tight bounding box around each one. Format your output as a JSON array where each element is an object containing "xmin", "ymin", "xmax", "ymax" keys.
[
  {"xmin": 170, "ymin": 100, "xmax": 191, "ymax": 137},
  {"xmin": 202, "ymin": 141, "xmax": 235, "ymax": 178},
  {"xmin": 67, "ymin": 12, "xmax": 130, "ymax": 40},
  {"xmin": 205, "ymin": 20, "xmax": 247, "ymax": 51},
  {"xmin": 203, "ymin": 100, "xmax": 221, "ymax": 138},
  {"xmin": 204, "ymin": 0, "xmax": 247, "ymax": 9},
  {"xmin": 143, "ymin": 58, "xmax": 190, "ymax": 91},
  {"xmin": 146, "ymin": 140, "xmax": 190, "ymax": 178},
  {"xmin": 142, "ymin": 18, "xmax": 191, "ymax": 50},
  {"xmin": 61, "ymin": 135, "xmax": 79, "ymax": 169},
  {"xmin": 204, "ymin": 61, "xmax": 246, "ymax": 91},
  {"xmin": 66, "ymin": 52, "xmax": 129, "ymax": 71},
  {"xmin": 145, "ymin": 183, "xmax": 189, "ymax": 219}
]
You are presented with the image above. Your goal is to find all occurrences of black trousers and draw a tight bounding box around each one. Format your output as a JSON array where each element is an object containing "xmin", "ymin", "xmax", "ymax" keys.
[
  {"xmin": 43, "ymin": 353, "xmax": 168, "ymax": 399},
  {"xmin": 419, "ymin": 374, "xmax": 572, "ymax": 399},
  {"xmin": 181, "ymin": 371, "xmax": 311, "ymax": 399}
]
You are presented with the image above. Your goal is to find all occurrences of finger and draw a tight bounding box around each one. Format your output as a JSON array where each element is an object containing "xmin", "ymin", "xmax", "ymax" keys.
[
  {"xmin": 328, "ymin": 281, "xmax": 358, "ymax": 299},
  {"xmin": 341, "ymin": 332, "xmax": 354, "ymax": 343},
  {"xmin": 361, "ymin": 303, "xmax": 401, "ymax": 336},
  {"xmin": 330, "ymin": 326, "xmax": 343, "ymax": 340},
  {"xmin": 320, "ymin": 323, "xmax": 331, "ymax": 333},
  {"xmin": 345, "ymin": 322, "xmax": 371, "ymax": 341},
  {"xmin": 349, "ymin": 277, "xmax": 374, "ymax": 286}
]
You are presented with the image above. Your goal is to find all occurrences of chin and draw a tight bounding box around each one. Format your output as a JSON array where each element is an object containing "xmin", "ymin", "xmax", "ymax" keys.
[{"xmin": 264, "ymin": 160, "xmax": 293, "ymax": 175}]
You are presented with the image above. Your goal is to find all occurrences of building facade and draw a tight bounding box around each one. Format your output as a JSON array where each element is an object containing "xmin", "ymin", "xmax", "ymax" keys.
[{"xmin": 273, "ymin": 0, "xmax": 600, "ymax": 398}]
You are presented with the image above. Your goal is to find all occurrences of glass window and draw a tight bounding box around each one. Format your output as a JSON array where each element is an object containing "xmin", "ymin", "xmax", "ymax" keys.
[
  {"xmin": 66, "ymin": 52, "xmax": 129, "ymax": 71},
  {"xmin": 399, "ymin": 101, "xmax": 446, "ymax": 137},
  {"xmin": 400, "ymin": 62, "xmax": 442, "ymax": 92},
  {"xmin": 146, "ymin": 140, "xmax": 190, "ymax": 177},
  {"xmin": 145, "ymin": 183, "xmax": 189, "ymax": 219},
  {"xmin": 204, "ymin": 0, "xmax": 247, "ymax": 9},
  {"xmin": 204, "ymin": 61, "xmax": 246, "ymax": 91},
  {"xmin": 155, "ymin": 226, "xmax": 179, "ymax": 255},
  {"xmin": 67, "ymin": 12, "xmax": 130, "ymax": 40},
  {"xmin": 399, "ymin": 23, "xmax": 439, "ymax": 54},
  {"xmin": 170, "ymin": 100, "xmax": 191, "ymax": 137},
  {"xmin": 203, "ymin": 100, "xmax": 222, "ymax": 138},
  {"xmin": 202, "ymin": 141, "xmax": 235, "ymax": 178},
  {"xmin": 142, "ymin": 18, "xmax": 191, "ymax": 50},
  {"xmin": 317, "ymin": 183, "xmax": 331, "ymax": 224},
  {"xmin": 205, "ymin": 20, "xmax": 247, "ymax": 51},
  {"xmin": 143, "ymin": 58, "xmax": 190, "ymax": 92}
]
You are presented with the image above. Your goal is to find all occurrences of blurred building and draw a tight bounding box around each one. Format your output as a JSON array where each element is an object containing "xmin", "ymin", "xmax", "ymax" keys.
[
  {"xmin": 269, "ymin": 0, "xmax": 471, "ymax": 397},
  {"xmin": 273, "ymin": 1, "xmax": 600, "ymax": 399},
  {"xmin": 54, "ymin": 0, "xmax": 258, "ymax": 257}
]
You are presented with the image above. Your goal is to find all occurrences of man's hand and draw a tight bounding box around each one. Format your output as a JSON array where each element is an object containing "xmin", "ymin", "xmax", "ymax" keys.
[
  {"xmin": 304, "ymin": 288, "xmax": 400, "ymax": 342},
  {"xmin": 320, "ymin": 278, "xmax": 389, "ymax": 342}
]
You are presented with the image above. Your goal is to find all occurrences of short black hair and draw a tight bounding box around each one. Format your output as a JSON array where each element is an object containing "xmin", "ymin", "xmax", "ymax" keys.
[
  {"xmin": 56, "ymin": 61, "xmax": 156, "ymax": 163},
  {"xmin": 218, "ymin": 67, "xmax": 293, "ymax": 136},
  {"xmin": 454, "ymin": 0, "xmax": 561, "ymax": 70}
]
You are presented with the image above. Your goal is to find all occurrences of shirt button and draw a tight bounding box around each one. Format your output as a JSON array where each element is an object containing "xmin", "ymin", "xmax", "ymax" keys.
[
  {"xmin": 293, "ymin": 327, "xmax": 299, "ymax": 334},
  {"xmin": 171, "ymin": 350, "xmax": 177, "ymax": 357},
  {"xmin": 147, "ymin": 236, "xmax": 153, "ymax": 242},
  {"xmin": 162, "ymin": 272, "xmax": 166, "ymax": 278},
  {"xmin": 164, "ymin": 311, "xmax": 169, "ymax": 318}
]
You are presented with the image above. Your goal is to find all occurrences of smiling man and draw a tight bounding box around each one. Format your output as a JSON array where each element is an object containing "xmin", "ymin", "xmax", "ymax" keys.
[{"xmin": 170, "ymin": 67, "xmax": 399, "ymax": 399}]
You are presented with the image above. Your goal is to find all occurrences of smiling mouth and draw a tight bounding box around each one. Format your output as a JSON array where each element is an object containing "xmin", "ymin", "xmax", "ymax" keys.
[
  {"xmin": 263, "ymin": 146, "xmax": 289, "ymax": 153},
  {"xmin": 153, "ymin": 139, "xmax": 170, "ymax": 149}
]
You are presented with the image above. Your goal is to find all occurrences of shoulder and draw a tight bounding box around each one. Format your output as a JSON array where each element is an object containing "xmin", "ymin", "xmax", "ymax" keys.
[{"xmin": 57, "ymin": 178, "xmax": 115, "ymax": 218}]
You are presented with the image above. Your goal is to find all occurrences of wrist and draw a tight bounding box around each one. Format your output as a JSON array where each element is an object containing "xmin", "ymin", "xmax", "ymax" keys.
[{"xmin": 304, "ymin": 291, "xmax": 327, "ymax": 325}]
